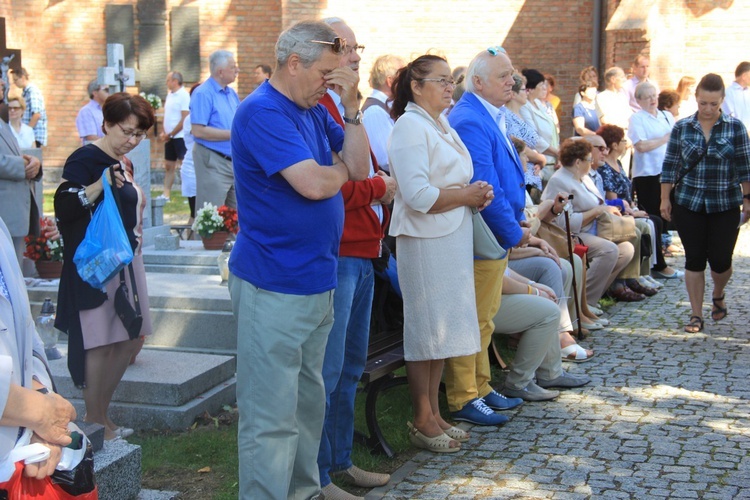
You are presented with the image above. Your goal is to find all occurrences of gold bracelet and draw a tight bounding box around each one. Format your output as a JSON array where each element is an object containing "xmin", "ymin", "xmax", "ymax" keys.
[{"xmin": 527, "ymin": 285, "xmax": 533, "ymax": 295}]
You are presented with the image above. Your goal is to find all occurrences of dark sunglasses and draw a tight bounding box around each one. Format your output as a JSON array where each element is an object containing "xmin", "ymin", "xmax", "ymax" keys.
[
  {"xmin": 310, "ymin": 37, "xmax": 347, "ymax": 55},
  {"xmin": 596, "ymin": 146, "xmax": 609, "ymax": 152}
]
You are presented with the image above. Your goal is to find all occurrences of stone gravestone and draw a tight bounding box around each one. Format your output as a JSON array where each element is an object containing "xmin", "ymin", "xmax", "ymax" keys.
[{"xmin": 97, "ymin": 43, "xmax": 136, "ymax": 94}]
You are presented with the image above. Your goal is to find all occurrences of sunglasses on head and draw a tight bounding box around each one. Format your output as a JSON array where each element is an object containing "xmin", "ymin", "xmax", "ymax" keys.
[
  {"xmin": 487, "ymin": 46, "xmax": 506, "ymax": 56},
  {"xmin": 310, "ymin": 37, "xmax": 347, "ymax": 55}
]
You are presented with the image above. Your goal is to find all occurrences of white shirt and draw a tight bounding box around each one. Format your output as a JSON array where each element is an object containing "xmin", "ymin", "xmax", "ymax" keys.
[
  {"xmin": 722, "ymin": 81, "xmax": 750, "ymax": 130},
  {"xmin": 362, "ymin": 89, "xmax": 394, "ymax": 172},
  {"xmin": 9, "ymin": 122, "xmax": 35, "ymax": 149},
  {"xmin": 628, "ymin": 109, "xmax": 674, "ymax": 178},
  {"xmin": 596, "ymin": 89, "xmax": 633, "ymax": 130},
  {"xmin": 163, "ymin": 86, "xmax": 190, "ymax": 138}
]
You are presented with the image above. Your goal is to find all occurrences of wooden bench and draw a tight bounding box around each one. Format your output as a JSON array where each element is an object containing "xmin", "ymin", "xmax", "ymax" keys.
[
  {"xmin": 169, "ymin": 224, "xmax": 193, "ymax": 240},
  {"xmin": 355, "ymin": 272, "xmax": 406, "ymax": 458}
]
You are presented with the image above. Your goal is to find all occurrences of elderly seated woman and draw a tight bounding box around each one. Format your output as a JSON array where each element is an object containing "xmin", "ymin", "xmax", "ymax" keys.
[{"xmin": 541, "ymin": 139, "xmax": 634, "ymax": 307}]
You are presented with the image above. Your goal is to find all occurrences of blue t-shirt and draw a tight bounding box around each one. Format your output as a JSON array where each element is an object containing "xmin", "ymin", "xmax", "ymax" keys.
[
  {"xmin": 190, "ymin": 77, "xmax": 240, "ymax": 157},
  {"xmin": 573, "ymin": 102, "xmax": 601, "ymax": 136},
  {"xmin": 229, "ymin": 81, "xmax": 346, "ymax": 295}
]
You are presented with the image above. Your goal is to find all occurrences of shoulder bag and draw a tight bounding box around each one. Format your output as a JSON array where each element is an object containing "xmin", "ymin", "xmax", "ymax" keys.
[
  {"xmin": 472, "ymin": 207, "xmax": 507, "ymax": 260},
  {"xmin": 596, "ymin": 212, "xmax": 637, "ymax": 243}
]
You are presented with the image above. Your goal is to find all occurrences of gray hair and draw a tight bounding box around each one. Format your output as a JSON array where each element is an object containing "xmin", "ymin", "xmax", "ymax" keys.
[
  {"xmin": 465, "ymin": 53, "xmax": 492, "ymax": 93},
  {"xmin": 276, "ymin": 20, "xmax": 338, "ymax": 67},
  {"xmin": 634, "ymin": 81, "xmax": 657, "ymax": 100},
  {"xmin": 322, "ymin": 16, "xmax": 346, "ymax": 26},
  {"xmin": 209, "ymin": 50, "xmax": 235, "ymax": 74},
  {"xmin": 511, "ymin": 73, "xmax": 526, "ymax": 93},
  {"xmin": 87, "ymin": 78, "xmax": 99, "ymax": 98},
  {"xmin": 170, "ymin": 71, "xmax": 184, "ymax": 85},
  {"xmin": 604, "ymin": 66, "xmax": 624, "ymax": 83}
]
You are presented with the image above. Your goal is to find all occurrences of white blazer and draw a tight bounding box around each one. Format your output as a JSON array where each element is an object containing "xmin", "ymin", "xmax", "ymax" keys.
[{"xmin": 388, "ymin": 102, "xmax": 473, "ymax": 238}]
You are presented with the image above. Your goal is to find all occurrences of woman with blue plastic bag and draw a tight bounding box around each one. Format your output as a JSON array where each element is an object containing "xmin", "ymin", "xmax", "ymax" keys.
[{"xmin": 54, "ymin": 92, "xmax": 154, "ymax": 441}]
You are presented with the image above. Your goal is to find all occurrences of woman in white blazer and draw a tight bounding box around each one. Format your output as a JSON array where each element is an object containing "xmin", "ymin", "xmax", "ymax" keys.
[
  {"xmin": 519, "ymin": 68, "xmax": 560, "ymax": 185},
  {"xmin": 388, "ymin": 55, "xmax": 493, "ymax": 453}
]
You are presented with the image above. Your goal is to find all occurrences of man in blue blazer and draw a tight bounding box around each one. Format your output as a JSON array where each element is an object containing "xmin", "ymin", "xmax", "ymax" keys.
[{"xmin": 446, "ymin": 48, "xmax": 589, "ymax": 412}]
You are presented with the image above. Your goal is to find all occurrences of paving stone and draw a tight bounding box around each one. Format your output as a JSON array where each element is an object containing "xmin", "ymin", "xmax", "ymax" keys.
[{"xmin": 375, "ymin": 228, "xmax": 750, "ymax": 499}]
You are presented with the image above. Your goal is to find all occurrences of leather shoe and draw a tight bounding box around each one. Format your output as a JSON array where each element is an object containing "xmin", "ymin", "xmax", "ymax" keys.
[
  {"xmin": 451, "ymin": 398, "xmax": 509, "ymax": 426},
  {"xmin": 607, "ymin": 285, "xmax": 645, "ymax": 302},
  {"xmin": 537, "ymin": 370, "xmax": 591, "ymax": 389},
  {"xmin": 627, "ymin": 279, "xmax": 658, "ymax": 297},
  {"xmin": 482, "ymin": 389, "xmax": 523, "ymax": 410},
  {"xmin": 501, "ymin": 381, "xmax": 559, "ymax": 401},
  {"xmin": 334, "ymin": 465, "xmax": 390, "ymax": 488}
]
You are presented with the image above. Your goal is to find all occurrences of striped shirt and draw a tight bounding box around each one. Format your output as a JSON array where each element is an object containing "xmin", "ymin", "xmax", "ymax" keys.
[{"xmin": 662, "ymin": 113, "xmax": 750, "ymax": 213}]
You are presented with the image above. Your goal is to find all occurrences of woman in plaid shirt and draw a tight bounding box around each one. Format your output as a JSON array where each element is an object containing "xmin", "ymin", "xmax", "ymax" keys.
[{"xmin": 660, "ymin": 73, "xmax": 750, "ymax": 333}]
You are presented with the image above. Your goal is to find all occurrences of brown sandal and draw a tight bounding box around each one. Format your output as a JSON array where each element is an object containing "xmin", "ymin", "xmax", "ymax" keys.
[{"xmin": 684, "ymin": 315, "xmax": 704, "ymax": 333}]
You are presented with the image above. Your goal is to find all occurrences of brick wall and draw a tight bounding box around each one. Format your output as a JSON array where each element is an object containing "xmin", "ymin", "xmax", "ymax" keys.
[{"xmin": 0, "ymin": 0, "xmax": 747, "ymax": 175}]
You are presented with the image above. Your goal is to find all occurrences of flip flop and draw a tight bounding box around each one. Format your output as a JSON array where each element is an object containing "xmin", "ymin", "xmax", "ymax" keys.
[
  {"xmin": 711, "ymin": 295, "xmax": 727, "ymax": 321},
  {"xmin": 561, "ymin": 344, "xmax": 595, "ymax": 363},
  {"xmin": 407, "ymin": 422, "xmax": 460, "ymax": 453},
  {"xmin": 443, "ymin": 426, "xmax": 470, "ymax": 443}
]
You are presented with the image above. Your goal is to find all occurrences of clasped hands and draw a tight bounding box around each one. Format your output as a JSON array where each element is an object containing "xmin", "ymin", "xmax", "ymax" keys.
[{"xmin": 465, "ymin": 180, "xmax": 494, "ymax": 210}]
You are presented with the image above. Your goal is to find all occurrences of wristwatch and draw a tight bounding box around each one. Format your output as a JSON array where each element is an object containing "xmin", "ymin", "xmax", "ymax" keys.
[
  {"xmin": 77, "ymin": 189, "xmax": 93, "ymax": 208},
  {"xmin": 343, "ymin": 111, "xmax": 363, "ymax": 126}
]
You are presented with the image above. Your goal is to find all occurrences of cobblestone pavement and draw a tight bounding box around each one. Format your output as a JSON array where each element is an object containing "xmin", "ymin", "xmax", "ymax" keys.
[{"xmin": 371, "ymin": 227, "xmax": 750, "ymax": 499}]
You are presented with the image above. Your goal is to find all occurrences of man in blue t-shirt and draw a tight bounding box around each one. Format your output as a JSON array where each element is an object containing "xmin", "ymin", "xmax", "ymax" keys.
[{"xmin": 228, "ymin": 20, "xmax": 370, "ymax": 500}]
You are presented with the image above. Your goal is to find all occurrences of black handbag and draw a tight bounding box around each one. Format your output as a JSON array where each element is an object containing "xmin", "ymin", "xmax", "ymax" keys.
[{"xmin": 109, "ymin": 166, "xmax": 143, "ymax": 340}]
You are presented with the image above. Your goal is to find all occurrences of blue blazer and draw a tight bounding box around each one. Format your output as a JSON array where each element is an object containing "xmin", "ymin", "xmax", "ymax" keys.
[{"xmin": 449, "ymin": 92, "xmax": 526, "ymax": 248}]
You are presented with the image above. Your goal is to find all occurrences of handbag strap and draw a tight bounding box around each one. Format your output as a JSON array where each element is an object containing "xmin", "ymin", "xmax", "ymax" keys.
[
  {"xmin": 673, "ymin": 136, "xmax": 710, "ymax": 189},
  {"xmin": 109, "ymin": 166, "xmax": 142, "ymax": 318}
]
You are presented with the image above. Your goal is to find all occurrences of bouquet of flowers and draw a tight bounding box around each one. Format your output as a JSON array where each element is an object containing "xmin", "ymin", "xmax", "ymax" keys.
[
  {"xmin": 24, "ymin": 219, "xmax": 64, "ymax": 262},
  {"xmin": 140, "ymin": 92, "xmax": 162, "ymax": 110},
  {"xmin": 193, "ymin": 203, "xmax": 235, "ymax": 238},
  {"xmin": 218, "ymin": 205, "xmax": 239, "ymax": 234}
]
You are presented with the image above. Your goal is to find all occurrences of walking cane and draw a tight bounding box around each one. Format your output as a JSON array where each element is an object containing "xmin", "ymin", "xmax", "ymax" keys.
[{"xmin": 561, "ymin": 196, "xmax": 584, "ymax": 340}]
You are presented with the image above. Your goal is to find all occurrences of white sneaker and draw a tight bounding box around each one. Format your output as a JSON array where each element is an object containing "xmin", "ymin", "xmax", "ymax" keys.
[{"xmin": 155, "ymin": 194, "xmax": 171, "ymax": 202}]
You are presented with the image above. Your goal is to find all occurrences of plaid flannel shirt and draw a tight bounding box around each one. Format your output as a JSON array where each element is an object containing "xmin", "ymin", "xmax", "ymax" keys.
[
  {"xmin": 662, "ymin": 112, "xmax": 750, "ymax": 213},
  {"xmin": 22, "ymin": 83, "xmax": 47, "ymax": 146}
]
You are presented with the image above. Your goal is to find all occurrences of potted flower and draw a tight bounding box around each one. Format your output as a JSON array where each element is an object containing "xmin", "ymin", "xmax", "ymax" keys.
[
  {"xmin": 24, "ymin": 219, "xmax": 64, "ymax": 279},
  {"xmin": 192, "ymin": 203, "xmax": 238, "ymax": 250}
]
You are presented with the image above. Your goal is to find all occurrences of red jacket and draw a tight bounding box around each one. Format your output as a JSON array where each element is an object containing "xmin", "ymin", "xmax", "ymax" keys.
[{"xmin": 320, "ymin": 93, "xmax": 390, "ymax": 259}]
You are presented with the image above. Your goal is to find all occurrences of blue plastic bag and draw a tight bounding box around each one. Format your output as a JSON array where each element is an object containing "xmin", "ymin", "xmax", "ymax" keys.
[{"xmin": 73, "ymin": 179, "xmax": 133, "ymax": 290}]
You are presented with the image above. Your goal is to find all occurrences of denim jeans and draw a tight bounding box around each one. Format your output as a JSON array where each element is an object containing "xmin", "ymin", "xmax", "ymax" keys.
[{"xmin": 317, "ymin": 257, "xmax": 374, "ymax": 487}]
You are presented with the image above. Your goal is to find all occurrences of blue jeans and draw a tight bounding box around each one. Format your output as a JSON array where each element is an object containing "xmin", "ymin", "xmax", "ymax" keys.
[{"xmin": 317, "ymin": 257, "xmax": 374, "ymax": 487}]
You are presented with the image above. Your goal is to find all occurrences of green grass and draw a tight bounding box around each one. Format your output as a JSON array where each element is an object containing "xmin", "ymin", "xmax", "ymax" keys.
[{"xmin": 42, "ymin": 190, "xmax": 191, "ymax": 222}]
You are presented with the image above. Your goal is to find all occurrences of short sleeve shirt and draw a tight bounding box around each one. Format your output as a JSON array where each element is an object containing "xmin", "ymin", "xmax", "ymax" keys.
[
  {"xmin": 189, "ymin": 77, "xmax": 240, "ymax": 157},
  {"xmin": 163, "ymin": 87, "xmax": 190, "ymax": 138},
  {"xmin": 229, "ymin": 81, "xmax": 346, "ymax": 295}
]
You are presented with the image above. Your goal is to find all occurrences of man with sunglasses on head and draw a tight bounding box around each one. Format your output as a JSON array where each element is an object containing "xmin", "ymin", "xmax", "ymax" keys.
[
  {"xmin": 314, "ymin": 17, "xmax": 395, "ymax": 500},
  {"xmin": 76, "ymin": 79, "xmax": 108, "ymax": 146},
  {"xmin": 448, "ymin": 47, "xmax": 590, "ymax": 406},
  {"xmin": 229, "ymin": 20, "xmax": 370, "ymax": 500},
  {"xmin": 191, "ymin": 50, "xmax": 240, "ymax": 209}
]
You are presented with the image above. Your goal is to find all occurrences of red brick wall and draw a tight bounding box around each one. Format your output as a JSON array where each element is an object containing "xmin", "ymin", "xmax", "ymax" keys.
[{"xmin": 1, "ymin": 0, "xmax": 748, "ymax": 174}]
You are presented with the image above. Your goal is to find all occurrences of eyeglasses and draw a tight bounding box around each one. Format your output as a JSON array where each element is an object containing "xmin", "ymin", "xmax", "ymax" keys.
[
  {"xmin": 344, "ymin": 44, "xmax": 365, "ymax": 55},
  {"xmin": 116, "ymin": 122, "xmax": 147, "ymax": 140},
  {"xmin": 487, "ymin": 46, "xmax": 506, "ymax": 56},
  {"xmin": 98, "ymin": 87, "xmax": 110, "ymax": 93},
  {"xmin": 8, "ymin": 106, "xmax": 22, "ymax": 111},
  {"xmin": 596, "ymin": 146, "xmax": 609, "ymax": 152},
  {"xmin": 310, "ymin": 37, "xmax": 347, "ymax": 54},
  {"xmin": 581, "ymin": 157, "xmax": 593, "ymax": 163},
  {"xmin": 417, "ymin": 78, "xmax": 458, "ymax": 89}
]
